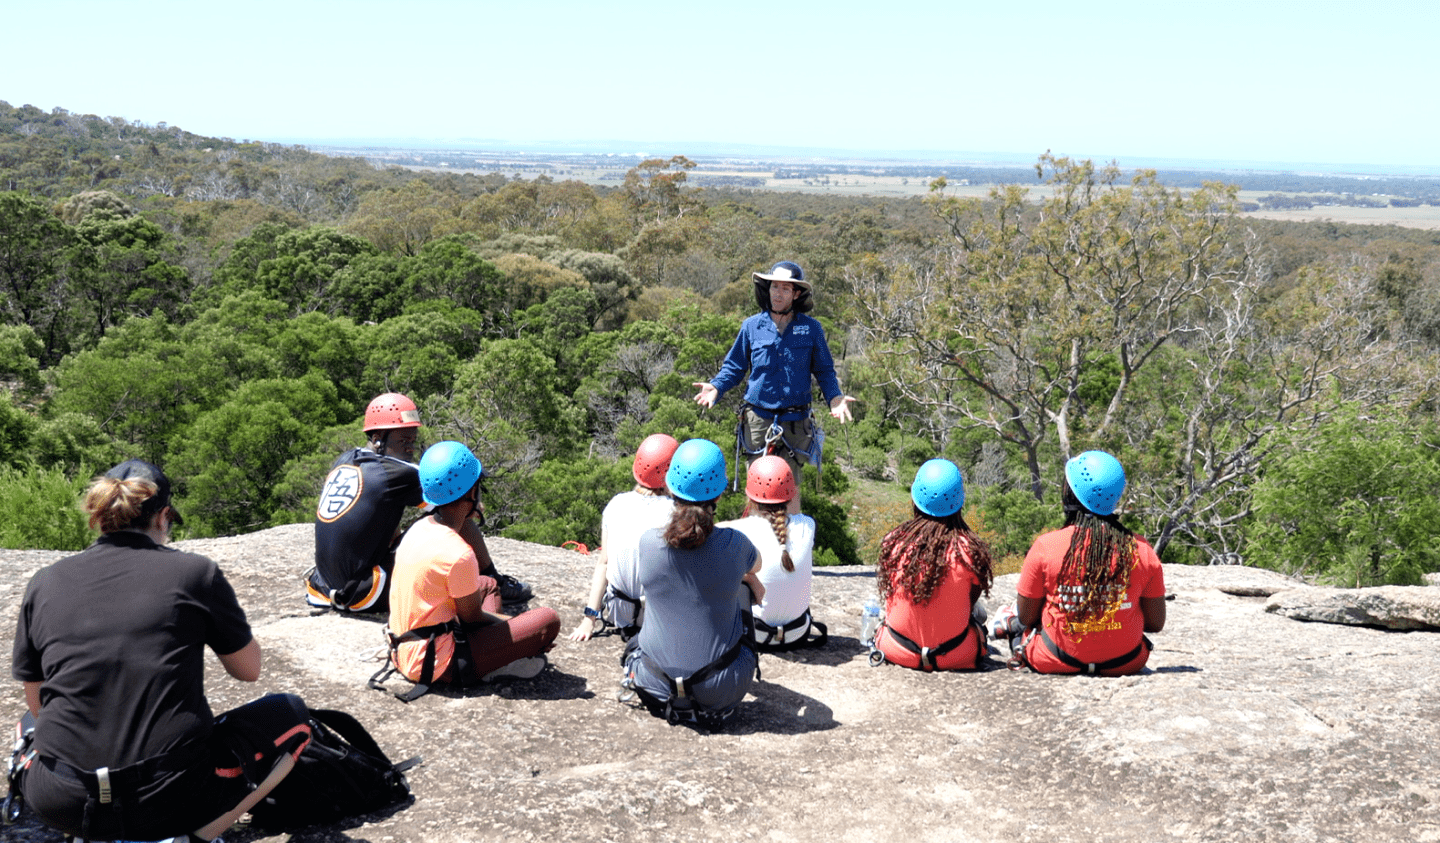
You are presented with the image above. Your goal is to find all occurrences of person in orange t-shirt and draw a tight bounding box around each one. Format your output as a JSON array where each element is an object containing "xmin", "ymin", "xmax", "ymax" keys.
[
  {"xmin": 873, "ymin": 459, "xmax": 995, "ymax": 671},
  {"xmin": 389, "ymin": 442, "xmax": 559, "ymax": 688},
  {"xmin": 1015, "ymin": 451, "xmax": 1166, "ymax": 676}
]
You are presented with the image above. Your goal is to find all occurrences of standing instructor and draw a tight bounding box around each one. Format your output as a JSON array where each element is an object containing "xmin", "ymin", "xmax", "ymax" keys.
[{"xmin": 692, "ymin": 260, "xmax": 855, "ymax": 512}]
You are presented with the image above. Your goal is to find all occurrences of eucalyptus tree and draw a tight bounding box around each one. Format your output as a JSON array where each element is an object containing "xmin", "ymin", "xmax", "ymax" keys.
[{"xmin": 850, "ymin": 155, "xmax": 1407, "ymax": 559}]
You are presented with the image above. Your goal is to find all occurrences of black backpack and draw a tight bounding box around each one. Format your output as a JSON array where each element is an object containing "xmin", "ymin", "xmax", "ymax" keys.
[{"xmin": 246, "ymin": 708, "xmax": 420, "ymax": 831}]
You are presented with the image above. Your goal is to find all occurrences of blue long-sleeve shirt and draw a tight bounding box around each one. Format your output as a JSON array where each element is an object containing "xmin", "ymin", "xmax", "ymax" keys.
[{"xmin": 710, "ymin": 312, "xmax": 842, "ymax": 412}]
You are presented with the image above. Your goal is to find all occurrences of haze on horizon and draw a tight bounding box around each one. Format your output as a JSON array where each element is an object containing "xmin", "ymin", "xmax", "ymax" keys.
[{"xmin": 4, "ymin": 0, "xmax": 1437, "ymax": 175}]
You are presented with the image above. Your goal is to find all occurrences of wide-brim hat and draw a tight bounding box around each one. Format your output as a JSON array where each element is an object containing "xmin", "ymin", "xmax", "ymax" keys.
[
  {"xmin": 105, "ymin": 459, "xmax": 184, "ymax": 525},
  {"xmin": 752, "ymin": 260, "xmax": 812, "ymax": 292}
]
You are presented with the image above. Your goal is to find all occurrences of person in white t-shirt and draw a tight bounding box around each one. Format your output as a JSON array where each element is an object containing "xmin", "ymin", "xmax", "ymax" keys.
[
  {"xmin": 718, "ymin": 455, "xmax": 822, "ymax": 648},
  {"xmin": 568, "ymin": 434, "xmax": 680, "ymax": 641}
]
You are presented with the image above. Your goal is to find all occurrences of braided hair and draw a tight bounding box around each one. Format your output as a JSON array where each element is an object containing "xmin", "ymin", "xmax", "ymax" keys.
[
  {"xmin": 877, "ymin": 507, "xmax": 994, "ymax": 606},
  {"xmin": 1056, "ymin": 481, "xmax": 1137, "ymax": 622},
  {"xmin": 749, "ymin": 500, "xmax": 794, "ymax": 572}
]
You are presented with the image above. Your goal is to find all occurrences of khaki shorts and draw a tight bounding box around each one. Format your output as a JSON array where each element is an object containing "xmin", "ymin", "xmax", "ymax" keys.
[{"xmin": 741, "ymin": 408, "xmax": 817, "ymax": 480}]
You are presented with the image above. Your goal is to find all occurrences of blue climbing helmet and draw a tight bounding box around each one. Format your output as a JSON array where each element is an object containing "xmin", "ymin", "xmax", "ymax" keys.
[
  {"xmin": 1065, "ymin": 450, "xmax": 1126, "ymax": 516},
  {"xmin": 911, "ymin": 458, "xmax": 965, "ymax": 517},
  {"xmin": 418, "ymin": 441, "xmax": 482, "ymax": 506},
  {"xmin": 752, "ymin": 260, "xmax": 814, "ymax": 314},
  {"xmin": 665, "ymin": 439, "xmax": 728, "ymax": 503}
]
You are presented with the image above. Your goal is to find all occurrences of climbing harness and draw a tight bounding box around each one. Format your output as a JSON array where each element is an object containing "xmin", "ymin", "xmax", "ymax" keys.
[
  {"xmin": 870, "ymin": 621, "xmax": 982, "ymax": 671},
  {"xmin": 752, "ymin": 610, "xmax": 828, "ymax": 651},
  {"xmin": 1036, "ymin": 626, "xmax": 1151, "ymax": 676},
  {"xmin": 733, "ymin": 404, "xmax": 823, "ymax": 491},
  {"xmin": 368, "ymin": 619, "xmax": 464, "ymax": 702},
  {"xmin": 603, "ymin": 584, "xmax": 644, "ymax": 641}
]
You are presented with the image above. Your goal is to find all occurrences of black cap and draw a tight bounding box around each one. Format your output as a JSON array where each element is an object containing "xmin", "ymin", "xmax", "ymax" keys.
[{"xmin": 104, "ymin": 459, "xmax": 184, "ymax": 526}]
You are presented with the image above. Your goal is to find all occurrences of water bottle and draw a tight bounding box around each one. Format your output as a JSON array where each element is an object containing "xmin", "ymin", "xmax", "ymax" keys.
[{"xmin": 860, "ymin": 597, "xmax": 881, "ymax": 647}]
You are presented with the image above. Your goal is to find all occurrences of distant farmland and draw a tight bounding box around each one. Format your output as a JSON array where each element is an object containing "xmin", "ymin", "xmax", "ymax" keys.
[{"xmin": 319, "ymin": 145, "xmax": 1440, "ymax": 229}]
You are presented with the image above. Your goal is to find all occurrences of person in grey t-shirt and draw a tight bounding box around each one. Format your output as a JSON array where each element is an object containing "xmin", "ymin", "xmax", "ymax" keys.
[{"xmin": 622, "ymin": 440, "xmax": 763, "ymax": 727}]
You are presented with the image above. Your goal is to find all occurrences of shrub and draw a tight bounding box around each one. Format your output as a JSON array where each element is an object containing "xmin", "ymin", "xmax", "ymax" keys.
[
  {"xmin": 0, "ymin": 466, "xmax": 91, "ymax": 551},
  {"xmin": 969, "ymin": 485, "xmax": 1061, "ymax": 567}
]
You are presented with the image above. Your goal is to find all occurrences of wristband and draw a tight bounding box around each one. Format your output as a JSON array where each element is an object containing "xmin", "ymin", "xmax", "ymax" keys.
[{"xmin": 583, "ymin": 606, "xmax": 601, "ymax": 619}]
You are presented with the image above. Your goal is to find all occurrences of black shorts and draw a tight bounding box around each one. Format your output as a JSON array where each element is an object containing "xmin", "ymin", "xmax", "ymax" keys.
[{"xmin": 19, "ymin": 693, "xmax": 310, "ymax": 841}]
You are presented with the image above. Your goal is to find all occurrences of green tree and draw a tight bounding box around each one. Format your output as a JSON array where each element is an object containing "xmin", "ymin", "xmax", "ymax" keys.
[
  {"xmin": 48, "ymin": 315, "xmax": 222, "ymax": 460},
  {"xmin": 346, "ymin": 179, "xmax": 459, "ymax": 256},
  {"xmin": 489, "ymin": 252, "xmax": 587, "ymax": 320},
  {"xmin": 252, "ymin": 226, "xmax": 376, "ymax": 313},
  {"xmin": 0, "ymin": 191, "xmax": 75, "ymax": 361},
  {"xmin": 56, "ymin": 189, "xmax": 133, "ymax": 225},
  {"xmin": 204, "ymin": 220, "xmax": 298, "ymax": 305},
  {"xmin": 851, "ymin": 155, "xmax": 1408, "ymax": 559},
  {"xmin": 502, "ymin": 456, "xmax": 632, "ymax": 547},
  {"xmin": 622, "ymin": 156, "xmax": 699, "ymax": 223},
  {"xmin": 355, "ymin": 304, "xmax": 481, "ymax": 401},
  {"xmin": 70, "ymin": 213, "xmax": 191, "ymax": 339},
  {"xmin": 452, "ymin": 337, "xmax": 585, "ymax": 460},
  {"xmin": 405, "ymin": 236, "xmax": 509, "ymax": 330},
  {"xmin": 167, "ymin": 373, "xmax": 345, "ymax": 536},
  {"xmin": 548, "ymin": 249, "xmax": 639, "ymax": 329},
  {"xmin": 327, "ymin": 251, "xmax": 413, "ymax": 323},
  {"xmin": 1246, "ymin": 409, "xmax": 1440, "ymax": 586},
  {"xmin": 0, "ymin": 324, "xmax": 43, "ymax": 396},
  {"xmin": 27, "ymin": 412, "xmax": 121, "ymax": 477},
  {"xmin": 0, "ymin": 392, "xmax": 36, "ymax": 468}
]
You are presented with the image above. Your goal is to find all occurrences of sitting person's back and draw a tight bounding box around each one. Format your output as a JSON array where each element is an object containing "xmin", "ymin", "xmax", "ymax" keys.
[
  {"xmin": 13, "ymin": 460, "xmax": 310, "ymax": 843},
  {"xmin": 873, "ymin": 459, "xmax": 994, "ymax": 671},
  {"xmin": 622, "ymin": 439, "xmax": 763, "ymax": 728},
  {"xmin": 718, "ymin": 456, "xmax": 818, "ymax": 647},
  {"xmin": 310, "ymin": 393, "xmax": 424, "ymax": 612},
  {"xmin": 311, "ymin": 392, "xmax": 534, "ymax": 613},
  {"xmin": 629, "ymin": 525, "xmax": 758, "ymax": 711},
  {"xmin": 1015, "ymin": 451, "xmax": 1166, "ymax": 676},
  {"xmin": 386, "ymin": 441, "xmax": 559, "ymax": 693},
  {"xmin": 569, "ymin": 433, "xmax": 679, "ymax": 642}
]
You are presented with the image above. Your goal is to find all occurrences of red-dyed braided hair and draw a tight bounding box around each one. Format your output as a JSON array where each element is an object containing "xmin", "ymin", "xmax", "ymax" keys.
[{"xmin": 877, "ymin": 507, "xmax": 994, "ymax": 606}]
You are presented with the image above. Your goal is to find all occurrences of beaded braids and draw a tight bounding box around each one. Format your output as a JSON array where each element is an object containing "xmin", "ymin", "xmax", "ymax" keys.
[
  {"xmin": 877, "ymin": 508, "xmax": 994, "ymax": 606},
  {"xmin": 1056, "ymin": 482, "xmax": 1137, "ymax": 623}
]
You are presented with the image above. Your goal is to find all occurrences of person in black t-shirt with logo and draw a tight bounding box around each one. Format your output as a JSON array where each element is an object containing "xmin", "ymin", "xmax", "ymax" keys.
[{"xmin": 308, "ymin": 392, "xmax": 533, "ymax": 613}]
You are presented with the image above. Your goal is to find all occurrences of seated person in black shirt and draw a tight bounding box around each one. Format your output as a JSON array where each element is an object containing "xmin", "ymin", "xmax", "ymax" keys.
[
  {"xmin": 308, "ymin": 392, "xmax": 532, "ymax": 612},
  {"xmin": 11, "ymin": 460, "xmax": 311, "ymax": 843}
]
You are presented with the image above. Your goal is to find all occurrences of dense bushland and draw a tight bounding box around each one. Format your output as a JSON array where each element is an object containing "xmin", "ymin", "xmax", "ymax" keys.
[{"xmin": 3, "ymin": 102, "xmax": 1439, "ymax": 585}]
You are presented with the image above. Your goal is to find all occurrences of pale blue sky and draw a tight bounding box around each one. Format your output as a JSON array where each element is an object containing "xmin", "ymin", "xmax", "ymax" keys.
[{"xmin": 4, "ymin": 0, "xmax": 1436, "ymax": 171}]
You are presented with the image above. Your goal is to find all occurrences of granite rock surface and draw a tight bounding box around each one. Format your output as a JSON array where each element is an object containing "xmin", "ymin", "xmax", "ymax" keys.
[{"xmin": 2, "ymin": 524, "xmax": 1438, "ymax": 843}]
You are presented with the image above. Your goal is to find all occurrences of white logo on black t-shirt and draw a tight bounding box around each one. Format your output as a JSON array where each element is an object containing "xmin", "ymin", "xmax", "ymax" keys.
[{"xmin": 317, "ymin": 465, "xmax": 364, "ymax": 522}]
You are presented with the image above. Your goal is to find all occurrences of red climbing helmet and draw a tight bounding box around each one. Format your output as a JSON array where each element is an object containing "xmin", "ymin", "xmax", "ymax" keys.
[
  {"xmin": 746, "ymin": 455, "xmax": 796, "ymax": 504},
  {"xmin": 633, "ymin": 433, "xmax": 681, "ymax": 489},
  {"xmin": 363, "ymin": 393, "xmax": 421, "ymax": 433}
]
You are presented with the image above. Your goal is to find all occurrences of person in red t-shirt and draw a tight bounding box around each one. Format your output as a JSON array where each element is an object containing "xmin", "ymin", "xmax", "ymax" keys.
[
  {"xmin": 873, "ymin": 459, "xmax": 996, "ymax": 671},
  {"xmin": 1015, "ymin": 451, "xmax": 1166, "ymax": 676}
]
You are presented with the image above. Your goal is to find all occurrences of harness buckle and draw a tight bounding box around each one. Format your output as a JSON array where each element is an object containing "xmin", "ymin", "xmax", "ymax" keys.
[{"xmin": 95, "ymin": 766, "xmax": 112, "ymax": 805}]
